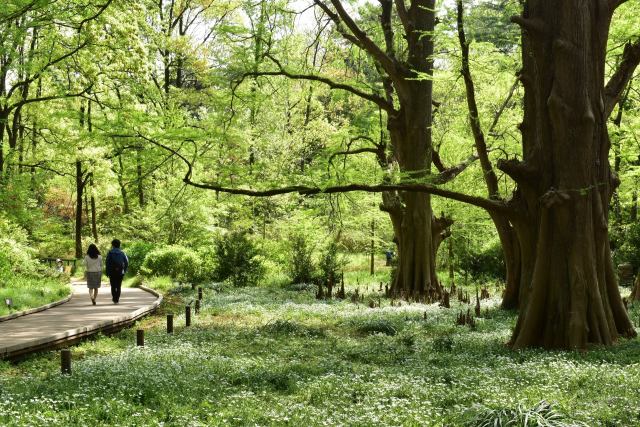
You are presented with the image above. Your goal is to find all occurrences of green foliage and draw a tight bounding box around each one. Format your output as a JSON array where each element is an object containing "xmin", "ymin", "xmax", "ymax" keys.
[
  {"xmin": 0, "ymin": 275, "xmax": 69, "ymax": 316},
  {"xmin": 611, "ymin": 222, "xmax": 640, "ymax": 272},
  {"xmin": 457, "ymin": 238, "xmax": 505, "ymax": 280},
  {"xmin": 352, "ymin": 318, "xmax": 398, "ymax": 336},
  {"xmin": 316, "ymin": 241, "xmax": 347, "ymax": 285},
  {"xmin": 464, "ymin": 400, "xmax": 578, "ymax": 427},
  {"xmin": 124, "ymin": 241, "xmax": 156, "ymax": 276},
  {"xmin": 0, "ymin": 215, "xmax": 38, "ymax": 280},
  {"xmin": 287, "ymin": 233, "xmax": 315, "ymax": 284},
  {"xmin": 140, "ymin": 245, "xmax": 201, "ymax": 283},
  {"xmin": 259, "ymin": 320, "xmax": 325, "ymax": 338},
  {"xmin": 213, "ymin": 231, "xmax": 264, "ymax": 287}
]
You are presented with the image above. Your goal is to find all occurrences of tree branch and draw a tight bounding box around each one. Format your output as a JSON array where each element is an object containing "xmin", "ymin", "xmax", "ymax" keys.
[
  {"xmin": 457, "ymin": 0, "xmax": 500, "ymax": 197},
  {"xmin": 140, "ymin": 133, "xmax": 511, "ymax": 214},
  {"xmin": 242, "ymin": 67, "xmax": 394, "ymax": 112},
  {"xmin": 7, "ymin": 85, "xmax": 93, "ymax": 113},
  {"xmin": 433, "ymin": 153, "xmax": 479, "ymax": 184},
  {"xmin": 604, "ymin": 39, "xmax": 640, "ymax": 119},
  {"xmin": 316, "ymin": 0, "xmax": 400, "ymax": 79}
]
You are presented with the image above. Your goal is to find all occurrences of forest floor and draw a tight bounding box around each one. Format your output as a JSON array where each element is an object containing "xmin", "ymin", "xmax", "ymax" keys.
[{"xmin": 1, "ymin": 277, "xmax": 639, "ymax": 426}]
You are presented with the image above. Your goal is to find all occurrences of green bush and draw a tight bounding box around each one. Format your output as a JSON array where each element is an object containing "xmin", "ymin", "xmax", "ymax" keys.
[
  {"xmin": 457, "ymin": 238, "xmax": 505, "ymax": 280},
  {"xmin": 124, "ymin": 241, "xmax": 156, "ymax": 276},
  {"xmin": 287, "ymin": 233, "xmax": 315, "ymax": 284},
  {"xmin": 140, "ymin": 245, "xmax": 201, "ymax": 283},
  {"xmin": 213, "ymin": 231, "xmax": 264, "ymax": 287},
  {"xmin": 611, "ymin": 222, "xmax": 640, "ymax": 273},
  {"xmin": 0, "ymin": 215, "xmax": 38, "ymax": 278},
  {"xmin": 316, "ymin": 241, "xmax": 346, "ymax": 285}
]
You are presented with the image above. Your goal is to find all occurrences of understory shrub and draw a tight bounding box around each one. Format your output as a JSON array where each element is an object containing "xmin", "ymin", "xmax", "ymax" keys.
[
  {"xmin": 125, "ymin": 241, "xmax": 156, "ymax": 276},
  {"xmin": 353, "ymin": 318, "xmax": 398, "ymax": 336},
  {"xmin": 611, "ymin": 222, "xmax": 640, "ymax": 273},
  {"xmin": 287, "ymin": 233, "xmax": 315, "ymax": 284},
  {"xmin": 213, "ymin": 231, "xmax": 264, "ymax": 287},
  {"xmin": 457, "ymin": 238, "xmax": 505, "ymax": 280},
  {"xmin": 316, "ymin": 241, "xmax": 347, "ymax": 285},
  {"xmin": 0, "ymin": 215, "xmax": 38, "ymax": 279},
  {"xmin": 140, "ymin": 245, "xmax": 201, "ymax": 283}
]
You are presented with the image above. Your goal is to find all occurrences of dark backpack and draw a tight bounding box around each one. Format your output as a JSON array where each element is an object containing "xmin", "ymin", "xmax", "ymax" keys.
[{"xmin": 108, "ymin": 252, "xmax": 125, "ymax": 276}]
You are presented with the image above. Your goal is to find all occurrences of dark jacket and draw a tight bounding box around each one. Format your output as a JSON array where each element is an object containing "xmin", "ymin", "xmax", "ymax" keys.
[{"xmin": 105, "ymin": 247, "xmax": 129, "ymax": 277}]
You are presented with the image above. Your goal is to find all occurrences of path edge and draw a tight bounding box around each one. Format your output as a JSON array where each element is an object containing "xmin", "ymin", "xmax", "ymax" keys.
[
  {"xmin": 1, "ymin": 284, "xmax": 163, "ymax": 360},
  {"xmin": 0, "ymin": 290, "xmax": 73, "ymax": 324}
]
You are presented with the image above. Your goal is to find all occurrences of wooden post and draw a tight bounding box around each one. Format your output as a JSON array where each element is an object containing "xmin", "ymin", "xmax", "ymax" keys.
[
  {"xmin": 195, "ymin": 299, "xmax": 200, "ymax": 314},
  {"xmin": 167, "ymin": 314, "xmax": 174, "ymax": 333},
  {"xmin": 136, "ymin": 329, "xmax": 144, "ymax": 347},
  {"xmin": 185, "ymin": 305, "xmax": 191, "ymax": 327},
  {"xmin": 61, "ymin": 349, "xmax": 71, "ymax": 374},
  {"xmin": 198, "ymin": 287, "xmax": 203, "ymax": 300}
]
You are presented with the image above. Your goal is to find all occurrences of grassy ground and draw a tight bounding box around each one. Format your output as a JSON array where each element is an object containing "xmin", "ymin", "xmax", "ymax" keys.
[
  {"xmin": 1, "ymin": 272, "xmax": 640, "ymax": 426},
  {"xmin": 0, "ymin": 275, "xmax": 70, "ymax": 316}
]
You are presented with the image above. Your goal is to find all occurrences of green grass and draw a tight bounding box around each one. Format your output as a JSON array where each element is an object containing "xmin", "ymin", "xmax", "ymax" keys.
[
  {"xmin": 1, "ymin": 278, "xmax": 640, "ymax": 426},
  {"xmin": 0, "ymin": 275, "xmax": 70, "ymax": 316}
]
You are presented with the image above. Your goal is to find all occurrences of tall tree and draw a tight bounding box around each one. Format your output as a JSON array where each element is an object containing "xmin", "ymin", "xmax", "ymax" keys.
[{"xmin": 504, "ymin": 0, "xmax": 637, "ymax": 348}]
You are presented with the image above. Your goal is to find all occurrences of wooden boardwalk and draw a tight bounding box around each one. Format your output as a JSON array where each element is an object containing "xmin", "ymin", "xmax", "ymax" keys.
[{"xmin": 0, "ymin": 281, "xmax": 161, "ymax": 359}]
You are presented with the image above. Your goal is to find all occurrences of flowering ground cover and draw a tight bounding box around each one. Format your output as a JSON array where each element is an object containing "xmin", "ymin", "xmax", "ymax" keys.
[{"xmin": 1, "ymin": 281, "xmax": 639, "ymax": 426}]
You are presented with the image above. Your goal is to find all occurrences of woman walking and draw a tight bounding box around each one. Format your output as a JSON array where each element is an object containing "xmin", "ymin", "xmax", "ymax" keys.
[{"xmin": 84, "ymin": 244, "xmax": 103, "ymax": 305}]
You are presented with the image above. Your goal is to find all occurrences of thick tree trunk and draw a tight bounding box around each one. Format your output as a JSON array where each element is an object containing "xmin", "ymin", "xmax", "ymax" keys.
[{"xmin": 508, "ymin": 0, "xmax": 636, "ymax": 349}]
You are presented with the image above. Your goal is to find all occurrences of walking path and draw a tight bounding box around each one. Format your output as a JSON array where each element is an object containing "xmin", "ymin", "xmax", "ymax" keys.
[{"xmin": 0, "ymin": 281, "xmax": 161, "ymax": 359}]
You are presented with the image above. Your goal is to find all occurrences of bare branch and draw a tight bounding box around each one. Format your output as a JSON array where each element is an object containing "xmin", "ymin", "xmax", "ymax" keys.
[
  {"xmin": 242, "ymin": 66, "xmax": 394, "ymax": 112},
  {"xmin": 139, "ymin": 133, "xmax": 511, "ymax": 214},
  {"xmin": 316, "ymin": 0, "xmax": 400, "ymax": 79},
  {"xmin": 604, "ymin": 39, "xmax": 640, "ymax": 119},
  {"xmin": 77, "ymin": 0, "xmax": 115, "ymax": 30},
  {"xmin": 433, "ymin": 153, "xmax": 479, "ymax": 184},
  {"xmin": 394, "ymin": 0, "xmax": 411, "ymax": 32},
  {"xmin": 457, "ymin": 0, "xmax": 500, "ymax": 197}
]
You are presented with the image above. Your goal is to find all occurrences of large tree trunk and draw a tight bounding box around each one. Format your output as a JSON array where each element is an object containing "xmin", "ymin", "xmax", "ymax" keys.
[{"xmin": 507, "ymin": 0, "xmax": 636, "ymax": 349}]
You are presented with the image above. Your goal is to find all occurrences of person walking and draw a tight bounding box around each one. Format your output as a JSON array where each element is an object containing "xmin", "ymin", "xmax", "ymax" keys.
[
  {"xmin": 84, "ymin": 244, "xmax": 102, "ymax": 305},
  {"xmin": 105, "ymin": 239, "xmax": 128, "ymax": 304}
]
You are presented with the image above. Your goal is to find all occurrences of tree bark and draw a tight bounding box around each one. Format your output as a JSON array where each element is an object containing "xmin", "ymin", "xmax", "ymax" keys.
[
  {"xmin": 90, "ymin": 176, "xmax": 98, "ymax": 243},
  {"xmin": 508, "ymin": 0, "xmax": 636, "ymax": 349},
  {"xmin": 75, "ymin": 161, "xmax": 85, "ymax": 259}
]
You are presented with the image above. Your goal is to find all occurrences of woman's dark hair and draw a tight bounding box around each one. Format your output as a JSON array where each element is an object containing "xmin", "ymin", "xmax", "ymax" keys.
[{"xmin": 87, "ymin": 244, "xmax": 101, "ymax": 259}]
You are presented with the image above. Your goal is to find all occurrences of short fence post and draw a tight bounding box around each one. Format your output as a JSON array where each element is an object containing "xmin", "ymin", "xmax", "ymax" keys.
[
  {"xmin": 136, "ymin": 329, "xmax": 145, "ymax": 347},
  {"xmin": 195, "ymin": 299, "xmax": 200, "ymax": 314},
  {"xmin": 167, "ymin": 314, "xmax": 174, "ymax": 333},
  {"xmin": 198, "ymin": 287, "xmax": 203, "ymax": 300},
  {"xmin": 185, "ymin": 305, "xmax": 191, "ymax": 327},
  {"xmin": 61, "ymin": 349, "xmax": 71, "ymax": 375}
]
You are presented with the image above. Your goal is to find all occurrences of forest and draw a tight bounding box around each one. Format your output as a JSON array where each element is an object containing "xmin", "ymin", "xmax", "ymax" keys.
[{"xmin": 1, "ymin": 0, "xmax": 640, "ymax": 425}]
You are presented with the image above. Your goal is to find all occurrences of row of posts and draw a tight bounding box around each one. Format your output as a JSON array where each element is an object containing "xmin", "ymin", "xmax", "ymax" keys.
[{"xmin": 61, "ymin": 286, "xmax": 205, "ymax": 375}]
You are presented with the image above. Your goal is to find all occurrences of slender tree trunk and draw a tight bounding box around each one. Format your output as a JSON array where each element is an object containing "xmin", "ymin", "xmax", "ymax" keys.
[
  {"xmin": 507, "ymin": 0, "xmax": 636, "ymax": 349},
  {"xmin": 117, "ymin": 154, "xmax": 130, "ymax": 214},
  {"xmin": 90, "ymin": 176, "xmax": 98, "ymax": 243},
  {"xmin": 75, "ymin": 161, "xmax": 84, "ymax": 259},
  {"xmin": 631, "ymin": 190, "xmax": 638, "ymax": 221},
  {"xmin": 137, "ymin": 148, "xmax": 144, "ymax": 207},
  {"xmin": 370, "ymin": 219, "xmax": 375, "ymax": 275}
]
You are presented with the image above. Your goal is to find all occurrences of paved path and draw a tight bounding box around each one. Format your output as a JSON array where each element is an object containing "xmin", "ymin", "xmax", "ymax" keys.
[{"xmin": 0, "ymin": 281, "xmax": 161, "ymax": 359}]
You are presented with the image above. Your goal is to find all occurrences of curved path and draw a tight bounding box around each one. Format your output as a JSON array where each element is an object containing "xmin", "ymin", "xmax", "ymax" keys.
[{"xmin": 0, "ymin": 281, "xmax": 161, "ymax": 360}]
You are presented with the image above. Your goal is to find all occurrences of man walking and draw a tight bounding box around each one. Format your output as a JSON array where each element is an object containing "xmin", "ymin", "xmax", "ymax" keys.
[{"xmin": 105, "ymin": 239, "xmax": 128, "ymax": 304}]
